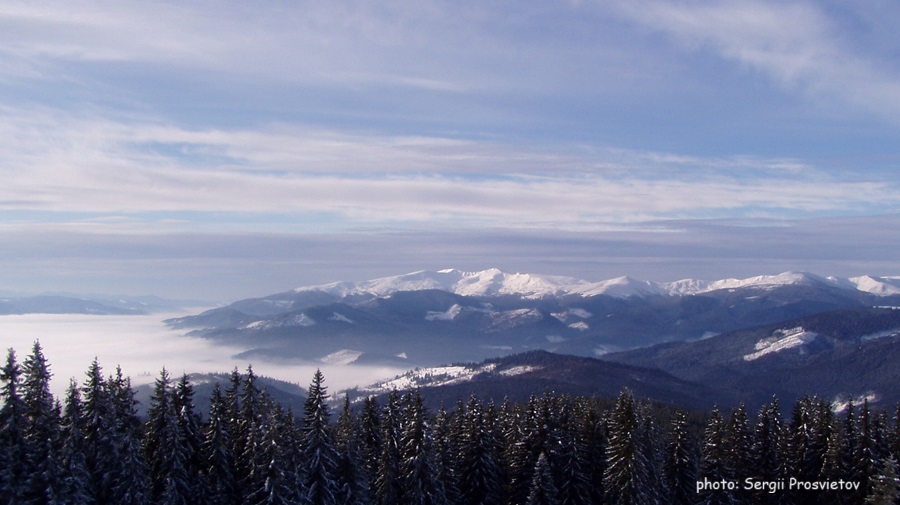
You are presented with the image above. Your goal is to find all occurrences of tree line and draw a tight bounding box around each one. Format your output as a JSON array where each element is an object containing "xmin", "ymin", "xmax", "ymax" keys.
[{"xmin": 1, "ymin": 342, "xmax": 899, "ymax": 504}]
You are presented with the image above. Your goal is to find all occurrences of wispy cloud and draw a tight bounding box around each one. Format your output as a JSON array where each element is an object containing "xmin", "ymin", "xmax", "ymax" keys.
[
  {"xmin": 0, "ymin": 106, "xmax": 895, "ymax": 231},
  {"xmin": 611, "ymin": 0, "xmax": 900, "ymax": 119}
]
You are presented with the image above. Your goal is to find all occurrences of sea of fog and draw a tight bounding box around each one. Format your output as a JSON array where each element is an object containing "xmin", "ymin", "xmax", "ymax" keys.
[{"xmin": 0, "ymin": 312, "xmax": 406, "ymax": 400}]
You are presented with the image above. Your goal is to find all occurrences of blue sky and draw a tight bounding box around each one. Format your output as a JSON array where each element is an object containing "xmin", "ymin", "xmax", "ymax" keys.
[{"xmin": 1, "ymin": 0, "xmax": 899, "ymax": 300}]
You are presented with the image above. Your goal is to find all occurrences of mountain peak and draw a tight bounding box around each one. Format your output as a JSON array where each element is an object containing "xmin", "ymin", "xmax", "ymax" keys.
[{"xmin": 288, "ymin": 268, "xmax": 899, "ymax": 301}]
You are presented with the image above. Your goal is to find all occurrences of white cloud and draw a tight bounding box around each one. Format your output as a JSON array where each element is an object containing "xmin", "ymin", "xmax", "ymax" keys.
[
  {"xmin": 0, "ymin": 105, "xmax": 895, "ymax": 230},
  {"xmin": 612, "ymin": 0, "xmax": 900, "ymax": 119}
]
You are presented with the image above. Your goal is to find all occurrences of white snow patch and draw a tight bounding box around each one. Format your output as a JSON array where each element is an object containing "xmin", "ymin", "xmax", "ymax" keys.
[
  {"xmin": 488, "ymin": 308, "xmax": 543, "ymax": 330},
  {"xmin": 593, "ymin": 345, "xmax": 621, "ymax": 356},
  {"xmin": 700, "ymin": 331, "xmax": 719, "ymax": 340},
  {"xmin": 860, "ymin": 328, "xmax": 900, "ymax": 341},
  {"xmin": 568, "ymin": 321, "xmax": 590, "ymax": 331},
  {"xmin": 328, "ymin": 312, "xmax": 354, "ymax": 323},
  {"xmin": 426, "ymin": 303, "xmax": 463, "ymax": 321},
  {"xmin": 498, "ymin": 365, "xmax": 541, "ymax": 376},
  {"xmin": 545, "ymin": 335, "xmax": 566, "ymax": 343},
  {"xmin": 396, "ymin": 352, "xmax": 408, "ymax": 359},
  {"xmin": 743, "ymin": 327, "xmax": 819, "ymax": 361},
  {"xmin": 320, "ymin": 349, "xmax": 363, "ymax": 365},
  {"xmin": 245, "ymin": 313, "xmax": 316, "ymax": 330},
  {"xmin": 364, "ymin": 363, "xmax": 498, "ymax": 392},
  {"xmin": 242, "ymin": 320, "xmax": 267, "ymax": 330},
  {"xmin": 551, "ymin": 308, "xmax": 593, "ymax": 323},
  {"xmin": 568, "ymin": 308, "xmax": 593, "ymax": 318},
  {"xmin": 832, "ymin": 392, "xmax": 880, "ymax": 413},
  {"xmin": 288, "ymin": 313, "xmax": 316, "ymax": 327}
]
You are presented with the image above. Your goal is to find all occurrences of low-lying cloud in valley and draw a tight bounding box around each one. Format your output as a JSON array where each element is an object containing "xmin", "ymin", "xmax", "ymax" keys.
[{"xmin": 0, "ymin": 312, "xmax": 405, "ymax": 400}]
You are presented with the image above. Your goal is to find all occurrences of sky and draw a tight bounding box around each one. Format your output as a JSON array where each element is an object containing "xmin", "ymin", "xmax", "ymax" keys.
[{"xmin": 1, "ymin": 0, "xmax": 899, "ymax": 301}]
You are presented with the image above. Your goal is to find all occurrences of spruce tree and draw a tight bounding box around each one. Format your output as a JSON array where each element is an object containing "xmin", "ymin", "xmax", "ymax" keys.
[
  {"xmin": 335, "ymin": 395, "xmax": 370, "ymax": 505},
  {"xmin": 144, "ymin": 368, "xmax": 192, "ymax": 505},
  {"xmin": 247, "ymin": 406, "xmax": 295, "ymax": 505},
  {"xmin": 21, "ymin": 341, "xmax": 63, "ymax": 505},
  {"xmin": 375, "ymin": 390, "xmax": 404, "ymax": 505},
  {"xmin": 0, "ymin": 348, "xmax": 28, "ymax": 504},
  {"xmin": 205, "ymin": 383, "xmax": 237, "ymax": 505},
  {"xmin": 865, "ymin": 455, "xmax": 900, "ymax": 504},
  {"xmin": 173, "ymin": 373, "xmax": 208, "ymax": 505},
  {"xmin": 400, "ymin": 390, "xmax": 447, "ymax": 505},
  {"xmin": 699, "ymin": 407, "xmax": 733, "ymax": 505},
  {"xmin": 81, "ymin": 358, "xmax": 120, "ymax": 505},
  {"xmin": 553, "ymin": 403, "xmax": 592, "ymax": 505},
  {"xmin": 360, "ymin": 395, "xmax": 383, "ymax": 499},
  {"xmin": 109, "ymin": 366, "xmax": 150, "ymax": 505},
  {"xmin": 58, "ymin": 379, "xmax": 92, "ymax": 505},
  {"xmin": 820, "ymin": 418, "xmax": 852, "ymax": 505},
  {"xmin": 457, "ymin": 395, "xmax": 503, "ymax": 505},
  {"xmin": 664, "ymin": 408, "xmax": 697, "ymax": 505},
  {"xmin": 726, "ymin": 403, "xmax": 753, "ymax": 505},
  {"xmin": 525, "ymin": 452, "xmax": 559, "ymax": 505},
  {"xmin": 299, "ymin": 369, "xmax": 340, "ymax": 505},
  {"xmin": 431, "ymin": 404, "xmax": 460, "ymax": 505},
  {"xmin": 855, "ymin": 399, "xmax": 887, "ymax": 503},
  {"xmin": 223, "ymin": 367, "xmax": 245, "ymax": 503},
  {"xmin": 576, "ymin": 401, "xmax": 605, "ymax": 505},
  {"xmin": 239, "ymin": 366, "xmax": 268, "ymax": 503},
  {"xmin": 507, "ymin": 394, "xmax": 549, "ymax": 504},
  {"xmin": 603, "ymin": 388, "xmax": 657, "ymax": 505},
  {"xmin": 751, "ymin": 397, "xmax": 784, "ymax": 492}
]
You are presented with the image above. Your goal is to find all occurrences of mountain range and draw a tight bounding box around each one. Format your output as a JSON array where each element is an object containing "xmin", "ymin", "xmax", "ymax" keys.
[
  {"xmin": 154, "ymin": 268, "xmax": 900, "ymax": 410},
  {"xmin": 165, "ymin": 268, "xmax": 900, "ymax": 365},
  {"xmin": 0, "ymin": 294, "xmax": 196, "ymax": 315}
]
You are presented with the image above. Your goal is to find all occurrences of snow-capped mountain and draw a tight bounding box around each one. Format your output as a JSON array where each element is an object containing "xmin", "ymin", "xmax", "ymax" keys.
[
  {"xmin": 293, "ymin": 268, "xmax": 593, "ymax": 299},
  {"xmin": 290, "ymin": 268, "xmax": 900, "ymax": 300},
  {"xmin": 165, "ymin": 267, "xmax": 900, "ymax": 372}
]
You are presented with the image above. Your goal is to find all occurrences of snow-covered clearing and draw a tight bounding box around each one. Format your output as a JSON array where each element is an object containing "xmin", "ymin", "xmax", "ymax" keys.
[{"xmin": 743, "ymin": 327, "xmax": 819, "ymax": 361}]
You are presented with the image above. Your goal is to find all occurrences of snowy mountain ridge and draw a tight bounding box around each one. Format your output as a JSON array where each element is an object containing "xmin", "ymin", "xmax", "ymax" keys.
[{"xmin": 293, "ymin": 268, "xmax": 900, "ymax": 300}]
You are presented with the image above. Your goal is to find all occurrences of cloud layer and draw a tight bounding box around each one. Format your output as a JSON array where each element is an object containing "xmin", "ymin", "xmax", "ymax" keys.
[{"xmin": 1, "ymin": 1, "xmax": 898, "ymax": 297}]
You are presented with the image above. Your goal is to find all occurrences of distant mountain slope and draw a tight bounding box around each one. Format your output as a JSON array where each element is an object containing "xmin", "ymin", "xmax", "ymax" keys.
[
  {"xmin": 165, "ymin": 268, "xmax": 900, "ymax": 368},
  {"xmin": 0, "ymin": 295, "xmax": 148, "ymax": 315},
  {"xmin": 0, "ymin": 293, "xmax": 205, "ymax": 315},
  {"xmin": 606, "ymin": 307, "xmax": 900, "ymax": 408},
  {"xmin": 342, "ymin": 350, "xmax": 729, "ymax": 411}
]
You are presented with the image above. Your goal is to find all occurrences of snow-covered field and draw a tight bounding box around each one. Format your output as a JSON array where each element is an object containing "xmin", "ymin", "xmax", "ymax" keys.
[
  {"xmin": 743, "ymin": 327, "xmax": 819, "ymax": 361},
  {"xmin": 0, "ymin": 313, "xmax": 404, "ymax": 400}
]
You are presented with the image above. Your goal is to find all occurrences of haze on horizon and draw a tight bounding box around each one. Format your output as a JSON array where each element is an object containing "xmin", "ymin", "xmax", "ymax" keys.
[{"xmin": 1, "ymin": 1, "xmax": 899, "ymax": 301}]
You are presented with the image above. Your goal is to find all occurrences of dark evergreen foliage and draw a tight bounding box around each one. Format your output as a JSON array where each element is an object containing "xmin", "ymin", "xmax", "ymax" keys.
[
  {"xmin": 0, "ymin": 349, "xmax": 28, "ymax": 504},
  {"xmin": 21, "ymin": 341, "xmax": 64, "ymax": 504},
  {"xmin": 81, "ymin": 358, "xmax": 121, "ymax": 505},
  {"xmin": 603, "ymin": 388, "xmax": 658, "ymax": 505},
  {"xmin": 7, "ymin": 344, "xmax": 900, "ymax": 505},
  {"xmin": 58, "ymin": 379, "xmax": 92, "ymax": 505},
  {"xmin": 299, "ymin": 369, "xmax": 340, "ymax": 505},
  {"xmin": 399, "ymin": 390, "xmax": 447, "ymax": 505},
  {"xmin": 664, "ymin": 408, "xmax": 697, "ymax": 505},
  {"xmin": 375, "ymin": 390, "xmax": 404, "ymax": 505},
  {"xmin": 525, "ymin": 452, "xmax": 560, "ymax": 505},
  {"xmin": 205, "ymin": 383, "xmax": 237, "ymax": 505}
]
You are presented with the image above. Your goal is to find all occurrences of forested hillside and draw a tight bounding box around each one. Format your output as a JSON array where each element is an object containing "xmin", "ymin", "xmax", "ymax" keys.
[{"xmin": 2, "ymin": 343, "xmax": 899, "ymax": 504}]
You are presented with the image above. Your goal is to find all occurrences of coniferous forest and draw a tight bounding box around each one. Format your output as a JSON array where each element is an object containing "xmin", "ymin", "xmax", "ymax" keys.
[{"xmin": 2, "ymin": 342, "xmax": 900, "ymax": 504}]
